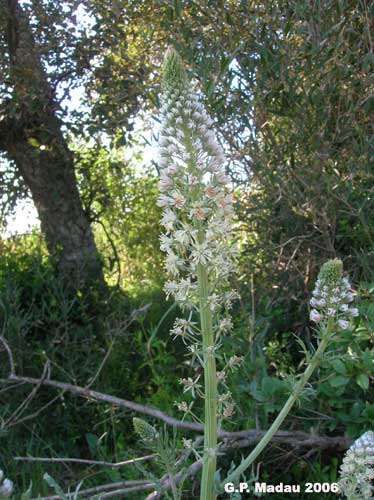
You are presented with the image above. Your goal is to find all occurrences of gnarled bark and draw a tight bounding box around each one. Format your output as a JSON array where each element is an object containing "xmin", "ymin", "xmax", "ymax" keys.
[{"xmin": 0, "ymin": 0, "xmax": 104, "ymax": 288}]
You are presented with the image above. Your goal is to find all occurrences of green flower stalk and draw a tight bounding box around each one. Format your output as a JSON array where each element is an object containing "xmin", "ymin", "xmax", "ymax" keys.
[
  {"xmin": 338, "ymin": 431, "xmax": 374, "ymax": 499},
  {"xmin": 158, "ymin": 47, "xmax": 239, "ymax": 500},
  {"xmin": 223, "ymin": 259, "xmax": 356, "ymax": 488}
]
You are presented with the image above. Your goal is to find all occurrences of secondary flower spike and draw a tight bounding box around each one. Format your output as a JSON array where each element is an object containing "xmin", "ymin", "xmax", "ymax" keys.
[{"xmin": 309, "ymin": 258, "xmax": 357, "ymax": 328}]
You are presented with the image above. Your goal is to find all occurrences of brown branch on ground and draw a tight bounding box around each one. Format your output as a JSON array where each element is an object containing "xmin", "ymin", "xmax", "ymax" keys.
[
  {"xmin": 2, "ymin": 372, "xmax": 351, "ymax": 452},
  {"xmin": 15, "ymin": 454, "xmax": 157, "ymax": 467},
  {"xmin": 31, "ymin": 480, "xmax": 155, "ymax": 500}
]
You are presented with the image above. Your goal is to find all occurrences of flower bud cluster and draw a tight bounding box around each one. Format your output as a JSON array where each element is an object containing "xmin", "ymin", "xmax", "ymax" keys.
[
  {"xmin": 133, "ymin": 417, "xmax": 159, "ymax": 447},
  {"xmin": 338, "ymin": 431, "xmax": 374, "ymax": 499},
  {"xmin": 0, "ymin": 470, "xmax": 13, "ymax": 499},
  {"xmin": 309, "ymin": 259, "xmax": 358, "ymax": 329}
]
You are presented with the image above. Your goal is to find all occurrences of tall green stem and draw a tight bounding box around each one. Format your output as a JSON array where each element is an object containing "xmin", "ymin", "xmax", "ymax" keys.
[
  {"xmin": 197, "ymin": 263, "xmax": 217, "ymax": 500},
  {"xmin": 223, "ymin": 320, "xmax": 333, "ymax": 488}
]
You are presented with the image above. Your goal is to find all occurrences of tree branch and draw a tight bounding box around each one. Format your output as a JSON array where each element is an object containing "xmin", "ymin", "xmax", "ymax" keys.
[
  {"xmin": 1, "ymin": 372, "xmax": 352, "ymax": 451},
  {"xmin": 15, "ymin": 454, "xmax": 156, "ymax": 468},
  {"xmin": 31, "ymin": 480, "xmax": 155, "ymax": 500}
]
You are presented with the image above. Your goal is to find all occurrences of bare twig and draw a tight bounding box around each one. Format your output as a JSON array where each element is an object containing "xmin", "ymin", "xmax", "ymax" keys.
[
  {"xmin": 15, "ymin": 453, "xmax": 157, "ymax": 467},
  {"xmin": 31, "ymin": 480, "xmax": 155, "ymax": 500},
  {"xmin": 85, "ymin": 305, "xmax": 150, "ymax": 390},
  {"xmin": 11, "ymin": 392, "xmax": 63, "ymax": 427},
  {"xmin": 0, "ymin": 335, "xmax": 15, "ymax": 376},
  {"xmin": 5, "ymin": 361, "xmax": 50, "ymax": 427}
]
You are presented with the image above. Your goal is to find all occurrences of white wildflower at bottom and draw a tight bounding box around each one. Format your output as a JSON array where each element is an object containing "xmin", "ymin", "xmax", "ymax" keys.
[
  {"xmin": 0, "ymin": 470, "xmax": 13, "ymax": 499},
  {"xmin": 338, "ymin": 431, "xmax": 374, "ymax": 500}
]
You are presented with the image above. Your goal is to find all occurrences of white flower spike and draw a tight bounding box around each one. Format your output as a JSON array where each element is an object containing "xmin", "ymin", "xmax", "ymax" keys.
[{"xmin": 309, "ymin": 259, "xmax": 357, "ymax": 330}]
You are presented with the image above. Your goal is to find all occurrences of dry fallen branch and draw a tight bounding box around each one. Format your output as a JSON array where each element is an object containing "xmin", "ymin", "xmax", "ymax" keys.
[
  {"xmin": 31, "ymin": 480, "xmax": 155, "ymax": 500},
  {"xmin": 2, "ymin": 373, "xmax": 351, "ymax": 452},
  {"xmin": 15, "ymin": 454, "xmax": 157, "ymax": 467}
]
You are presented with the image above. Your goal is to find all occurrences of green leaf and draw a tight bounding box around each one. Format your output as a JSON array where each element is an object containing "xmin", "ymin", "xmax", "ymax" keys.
[
  {"xmin": 43, "ymin": 474, "xmax": 69, "ymax": 500},
  {"xmin": 356, "ymin": 374, "xmax": 369, "ymax": 391},
  {"xmin": 362, "ymin": 404, "xmax": 374, "ymax": 421},
  {"xmin": 329, "ymin": 375, "xmax": 350, "ymax": 387},
  {"xmin": 28, "ymin": 137, "xmax": 40, "ymax": 148},
  {"xmin": 85, "ymin": 432, "xmax": 99, "ymax": 455},
  {"xmin": 362, "ymin": 350, "xmax": 374, "ymax": 371},
  {"xmin": 332, "ymin": 359, "xmax": 347, "ymax": 375},
  {"xmin": 21, "ymin": 482, "xmax": 33, "ymax": 500}
]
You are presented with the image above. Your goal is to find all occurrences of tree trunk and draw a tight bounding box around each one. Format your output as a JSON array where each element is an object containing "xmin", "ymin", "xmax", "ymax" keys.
[{"xmin": 0, "ymin": 0, "xmax": 104, "ymax": 288}]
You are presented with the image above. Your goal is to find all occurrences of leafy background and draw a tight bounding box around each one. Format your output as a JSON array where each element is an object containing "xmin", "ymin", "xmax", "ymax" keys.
[{"xmin": 0, "ymin": 1, "xmax": 373, "ymax": 498}]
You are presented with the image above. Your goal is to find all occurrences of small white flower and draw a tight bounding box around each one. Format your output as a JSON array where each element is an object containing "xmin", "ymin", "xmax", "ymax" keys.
[
  {"xmin": 188, "ymin": 175, "xmax": 199, "ymax": 185},
  {"xmin": 217, "ymin": 371, "xmax": 227, "ymax": 383},
  {"xmin": 167, "ymin": 143, "xmax": 178, "ymax": 154},
  {"xmin": 327, "ymin": 308, "xmax": 336, "ymax": 316},
  {"xmin": 172, "ymin": 192, "xmax": 186, "ymax": 209},
  {"xmin": 338, "ymin": 319, "xmax": 350, "ymax": 330},
  {"xmin": 167, "ymin": 164, "xmax": 179, "ymax": 175},
  {"xmin": 174, "ymin": 229, "xmax": 190, "ymax": 246},
  {"xmin": 179, "ymin": 375, "xmax": 202, "ymax": 397},
  {"xmin": 164, "ymin": 280, "xmax": 179, "ymax": 298},
  {"xmin": 208, "ymin": 294, "xmax": 221, "ymax": 312},
  {"xmin": 157, "ymin": 194, "xmax": 171, "ymax": 207},
  {"xmin": 175, "ymin": 401, "xmax": 189, "ymax": 413},
  {"xmin": 228, "ymin": 355, "xmax": 243, "ymax": 368},
  {"xmin": 190, "ymin": 244, "xmax": 212, "ymax": 265},
  {"xmin": 205, "ymin": 185, "xmax": 219, "ymax": 199},
  {"xmin": 346, "ymin": 292, "xmax": 355, "ymax": 302},
  {"xmin": 310, "ymin": 309, "xmax": 322, "ymax": 322},
  {"xmin": 190, "ymin": 206, "xmax": 208, "ymax": 220},
  {"xmin": 310, "ymin": 297, "xmax": 319, "ymax": 307},
  {"xmin": 350, "ymin": 308, "xmax": 359, "ymax": 317},
  {"xmin": 216, "ymin": 194, "xmax": 233, "ymax": 209},
  {"xmin": 165, "ymin": 252, "xmax": 183, "ymax": 275},
  {"xmin": 218, "ymin": 317, "xmax": 233, "ymax": 332},
  {"xmin": 183, "ymin": 438, "xmax": 193, "ymax": 449},
  {"xmin": 0, "ymin": 478, "xmax": 13, "ymax": 498},
  {"xmin": 223, "ymin": 402, "xmax": 235, "ymax": 418},
  {"xmin": 158, "ymin": 174, "xmax": 171, "ymax": 192},
  {"xmin": 215, "ymin": 171, "xmax": 229, "ymax": 183},
  {"xmin": 159, "ymin": 234, "xmax": 173, "ymax": 252}
]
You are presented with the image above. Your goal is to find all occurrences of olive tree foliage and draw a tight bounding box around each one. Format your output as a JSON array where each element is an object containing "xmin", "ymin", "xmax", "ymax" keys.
[
  {"xmin": 0, "ymin": 0, "xmax": 372, "ymax": 296},
  {"xmin": 156, "ymin": 1, "xmax": 374, "ymax": 314}
]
